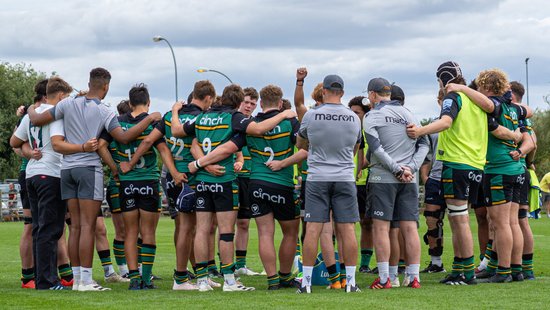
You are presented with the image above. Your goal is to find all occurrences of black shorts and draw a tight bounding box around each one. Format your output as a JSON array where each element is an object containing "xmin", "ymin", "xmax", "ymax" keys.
[
  {"xmin": 482, "ymin": 174, "xmax": 523, "ymax": 207},
  {"xmin": 18, "ymin": 170, "xmax": 30, "ymax": 210},
  {"xmin": 470, "ymin": 178, "xmax": 486, "ymax": 209},
  {"xmin": 249, "ymin": 180, "xmax": 299, "ymax": 221},
  {"xmin": 237, "ymin": 177, "xmax": 252, "ymax": 219},
  {"xmin": 300, "ymin": 180, "xmax": 307, "ymax": 211},
  {"xmin": 106, "ymin": 182, "xmax": 121, "ymax": 213},
  {"xmin": 441, "ymin": 165, "xmax": 482, "ymax": 203},
  {"xmin": 519, "ymin": 169, "xmax": 530, "ymax": 206},
  {"xmin": 356, "ymin": 184, "xmax": 367, "ymax": 218},
  {"xmin": 120, "ymin": 180, "xmax": 161, "ymax": 213},
  {"xmin": 195, "ymin": 181, "xmax": 238, "ymax": 213},
  {"xmin": 424, "ymin": 178, "xmax": 446, "ymax": 208}
]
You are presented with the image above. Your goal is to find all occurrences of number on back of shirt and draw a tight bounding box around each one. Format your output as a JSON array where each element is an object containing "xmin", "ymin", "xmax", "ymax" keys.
[{"xmin": 124, "ymin": 148, "xmax": 145, "ymax": 168}]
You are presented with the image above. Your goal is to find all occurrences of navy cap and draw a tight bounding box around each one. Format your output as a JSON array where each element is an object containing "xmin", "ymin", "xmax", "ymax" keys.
[
  {"xmin": 391, "ymin": 84, "xmax": 405, "ymax": 103},
  {"xmin": 367, "ymin": 77, "xmax": 392, "ymax": 93},
  {"xmin": 323, "ymin": 74, "xmax": 344, "ymax": 91}
]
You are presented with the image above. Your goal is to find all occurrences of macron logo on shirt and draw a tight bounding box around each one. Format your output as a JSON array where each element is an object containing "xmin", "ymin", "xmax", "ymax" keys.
[{"xmin": 314, "ymin": 113, "xmax": 355, "ymax": 122}]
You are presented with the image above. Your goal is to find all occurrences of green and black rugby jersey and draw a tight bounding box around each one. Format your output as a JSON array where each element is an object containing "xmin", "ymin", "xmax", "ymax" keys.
[
  {"xmin": 191, "ymin": 105, "xmax": 252, "ymax": 183},
  {"xmin": 231, "ymin": 110, "xmax": 300, "ymax": 188},
  {"xmin": 236, "ymin": 146, "xmax": 252, "ymax": 178},
  {"xmin": 155, "ymin": 103, "xmax": 203, "ymax": 173},
  {"xmin": 485, "ymin": 97, "xmax": 528, "ymax": 175},
  {"xmin": 100, "ymin": 112, "xmax": 164, "ymax": 181}
]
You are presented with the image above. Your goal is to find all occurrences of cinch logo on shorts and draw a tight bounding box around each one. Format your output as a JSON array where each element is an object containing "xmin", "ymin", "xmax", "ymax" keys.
[
  {"xmin": 253, "ymin": 188, "xmax": 286, "ymax": 204},
  {"xmin": 196, "ymin": 182, "xmax": 224, "ymax": 193},
  {"xmin": 517, "ymin": 175, "xmax": 525, "ymax": 185},
  {"xmin": 196, "ymin": 197, "xmax": 206, "ymax": 208},
  {"xmin": 373, "ymin": 210, "xmax": 384, "ymax": 217},
  {"xmin": 468, "ymin": 171, "xmax": 482, "ymax": 183},
  {"xmin": 124, "ymin": 184, "xmax": 154, "ymax": 195},
  {"xmin": 251, "ymin": 203, "xmax": 260, "ymax": 215}
]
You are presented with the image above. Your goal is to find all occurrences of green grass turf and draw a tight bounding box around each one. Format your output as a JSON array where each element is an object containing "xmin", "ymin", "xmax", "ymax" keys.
[{"xmin": 0, "ymin": 215, "xmax": 549, "ymax": 309}]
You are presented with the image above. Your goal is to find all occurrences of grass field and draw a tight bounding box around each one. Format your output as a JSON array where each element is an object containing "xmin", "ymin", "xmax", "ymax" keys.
[{"xmin": 0, "ymin": 215, "xmax": 549, "ymax": 309}]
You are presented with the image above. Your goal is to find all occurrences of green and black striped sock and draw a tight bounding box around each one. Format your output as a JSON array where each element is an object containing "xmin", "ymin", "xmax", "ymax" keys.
[
  {"xmin": 173, "ymin": 269, "xmax": 189, "ymax": 284},
  {"xmin": 326, "ymin": 264, "xmax": 340, "ymax": 285},
  {"xmin": 522, "ymin": 253, "xmax": 533, "ymax": 276},
  {"xmin": 57, "ymin": 264, "xmax": 73, "ymax": 282},
  {"xmin": 267, "ymin": 274, "xmax": 280, "ymax": 288},
  {"xmin": 21, "ymin": 268, "xmax": 34, "ymax": 284},
  {"xmin": 113, "ymin": 239, "xmax": 127, "ymax": 266},
  {"xmin": 140, "ymin": 244, "xmax": 156, "ymax": 285},
  {"xmin": 451, "ymin": 256, "xmax": 463, "ymax": 277},
  {"xmin": 235, "ymin": 250, "xmax": 247, "ymax": 269}
]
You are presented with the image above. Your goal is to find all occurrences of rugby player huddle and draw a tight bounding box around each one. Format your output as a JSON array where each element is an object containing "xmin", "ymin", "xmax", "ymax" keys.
[{"xmin": 9, "ymin": 60, "xmax": 536, "ymax": 293}]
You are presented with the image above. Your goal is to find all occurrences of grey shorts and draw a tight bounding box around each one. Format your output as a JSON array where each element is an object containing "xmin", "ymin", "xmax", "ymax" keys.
[
  {"xmin": 367, "ymin": 183, "xmax": 419, "ymax": 222},
  {"xmin": 304, "ymin": 181, "xmax": 359, "ymax": 223},
  {"xmin": 60, "ymin": 166, "xmax": 104, "ymax": 201}
]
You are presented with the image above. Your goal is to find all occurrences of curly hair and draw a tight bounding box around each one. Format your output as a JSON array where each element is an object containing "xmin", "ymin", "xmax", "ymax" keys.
[
  {"xmin": 311, "ymin": 82, "xmax": 323, "ymax": 103},
  {"xmin": 476, "ymin": 69, "xmax": 509, "ymax": 96}
]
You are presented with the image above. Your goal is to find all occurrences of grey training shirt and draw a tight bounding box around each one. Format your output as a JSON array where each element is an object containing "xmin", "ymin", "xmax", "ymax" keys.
[
  {"xmin": 427, "ymin": 132, "xmax": 443, "ymax": 181},
  {"xmin": 363, "ymin": 100, "xmax": 429, "ymax": 184},
  {"xmin": 49, "ymin": 96, "xmax": 119, "ymax": 169},
  {"xmin": 298, "ymin": 103, "xmax": 361, "ymax": 182}
]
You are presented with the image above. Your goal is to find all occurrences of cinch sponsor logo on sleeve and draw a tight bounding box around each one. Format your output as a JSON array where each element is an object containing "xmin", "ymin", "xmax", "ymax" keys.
[{"xmin": 314, "ymin": 113, "xmax": 355, "ymax": 122}]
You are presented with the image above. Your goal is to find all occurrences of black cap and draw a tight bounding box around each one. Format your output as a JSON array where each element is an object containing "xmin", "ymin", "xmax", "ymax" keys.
[
  {"xmin": 367, "ymin": 77, "xmax": 392, "ymax": 93},
  {"xmin": 323, "ymin": 74, "xmax": 344, "ymax": 91},
  {"xmin": 391, "ymin": 85, "xmax": 405, "ymax": 104},
  {"xmin": 436, "ymin": 61, "xmax": 462, "ymax": 86}
]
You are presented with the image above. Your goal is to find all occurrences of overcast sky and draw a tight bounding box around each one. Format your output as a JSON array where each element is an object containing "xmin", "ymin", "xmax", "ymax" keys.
[{"xmin": 2, "ymin": 0, "xmax": 549, "ymax": 119}]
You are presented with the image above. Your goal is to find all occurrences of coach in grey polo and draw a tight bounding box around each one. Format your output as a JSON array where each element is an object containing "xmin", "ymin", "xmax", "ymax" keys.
[
  {"xmin": 297, "ymin": 74, "xmax": 362, "ymax": 293},
  {"xmin": 363, "ymin": 77, "xmax": 429, "ymax": 287}
]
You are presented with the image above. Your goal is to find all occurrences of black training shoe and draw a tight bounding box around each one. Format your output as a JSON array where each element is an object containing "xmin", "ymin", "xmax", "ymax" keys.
[
  {"xmin": 129, "ymin": 279, "xmax": 141, "ymax": 290},
  {"xmin": 345, "ymin": 285, "xmax": 362, "ymax": 293},
  {"xmin": 421, "ymin": 262, "xmax": 446, "ymax": 273},
  {"xmin": 296, "ymin": 286, "xmax": 311, "ymax": 294},
  {"xmin": 209, "ymin": 269, "xmax": 222, "ymax": 279},
  {"xmin": 461, "ymin": 276, "xmax": 477, "ymax": 285},
  {"xmin": 188, "ymin": 271, "xmax": 196, "ymax": 280},
  {"xmin": 476, "ymin": 270, "xmax": 495, "ymax": 279},
  {"xmin": 487, "ymin": 274, "xmax": 512, "ymax": 283},
  {"xmin": 359, "ymin": 266, "xmax": 372, "ymax": 273},
  {"xmin": 440, "ymin": 274, "xmax": 461, "ymax": 284},
  {"xmin": 370, "ymin": 267, "xmax": 378, "ymax": 274},
  {"xmin": 280, "ymin": 279, "xmax": 301, "ymax": 289},
  {"xmin": 151, "ymin": 274, "xmax": 162, "ymax": 281},
  {"xmin": 49, "ymin": 284, "xmax": 70, "ymax": 290},
  {"xmin": 268, "ymin": 284, "xmax": 281, "ymax": 291},
  {"xmin": 523, "ymin": 272, "xmax": 535, "ymax": 280},
  {"xmin": 443, "ymin": 275, "xmax": 477, "ymax": 285},
  {"xmin": 142, "ymin": 281, "xmax": 158, "ymax": 289},
  {"xmin": 398, "ymin": 266, "xmax": 406, "ymax": 275},
  {"xmin": 512, "ymin": 273, "xmax": 524, "ymax": 282}
]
